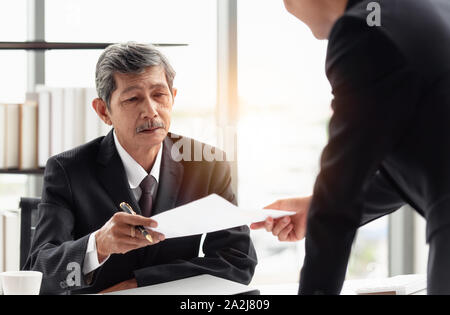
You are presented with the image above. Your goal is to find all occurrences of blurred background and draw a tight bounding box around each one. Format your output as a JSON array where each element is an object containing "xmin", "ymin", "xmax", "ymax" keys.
[{"xmin": 0, "ymin": 0, "xmax": 428, "ymax": 286}]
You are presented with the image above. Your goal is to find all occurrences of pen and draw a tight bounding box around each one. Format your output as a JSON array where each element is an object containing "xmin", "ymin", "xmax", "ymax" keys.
[{"xmin": 119, "ymin": 202, "xmax": 153, "ymax": 243}]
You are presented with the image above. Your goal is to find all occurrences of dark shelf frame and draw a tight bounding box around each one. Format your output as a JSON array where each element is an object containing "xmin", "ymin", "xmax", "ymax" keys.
[
  {"xmin": 0, "ymin": 41, "xmax": 188, "ymax": 50},
  {"xmin": 0, "ymin": 168, "xmax": 45, "ymax": 175}
]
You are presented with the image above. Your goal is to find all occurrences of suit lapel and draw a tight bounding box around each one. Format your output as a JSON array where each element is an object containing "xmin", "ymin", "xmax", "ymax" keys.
[
  {"xmin": 96, "ymin": 130, "xmax": 143, "ymax": 215},
  {"xmin": 95, "ymin": 131, "xmax": 184, "ymax": 268},
  {"xmin": 152, "ymin": 134, "xmax": 184, "ymax": 216},
  {"xmin": 97, "ymin": 130, "xmax": 184, "ymax": 217}
]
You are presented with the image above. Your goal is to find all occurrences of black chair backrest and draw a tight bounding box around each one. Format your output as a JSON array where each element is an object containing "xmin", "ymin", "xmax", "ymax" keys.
[{"xmin": 19, "ymin": 197, "xmax": 41, "ymax": 270}]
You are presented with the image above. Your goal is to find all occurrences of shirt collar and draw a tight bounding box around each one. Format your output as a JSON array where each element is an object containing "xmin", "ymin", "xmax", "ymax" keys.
[{"xmin": 113, "ymin": 130, "xmax": 162, "ymax": 189}]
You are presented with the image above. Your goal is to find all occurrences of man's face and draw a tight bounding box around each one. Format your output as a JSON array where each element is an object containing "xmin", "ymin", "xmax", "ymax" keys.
[{"xmin": 107, "ymin": 66, "xmax": 176, "ymax": 152}]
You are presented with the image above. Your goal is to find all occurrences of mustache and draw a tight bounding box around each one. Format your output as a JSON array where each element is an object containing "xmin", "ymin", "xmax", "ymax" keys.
[{"xmin": 136, "ymin": 120, "xmax": 166, "ymax": 133}]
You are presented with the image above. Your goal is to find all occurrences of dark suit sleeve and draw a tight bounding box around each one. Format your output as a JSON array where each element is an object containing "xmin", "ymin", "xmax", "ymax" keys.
[
  {"xmin": 134, "ymin": 156, "xmax": 257, "ymax": 286},
  {"xmin": 360, "ymin": 170, "xmax": 406, "ymax": 226},
  {"xmin": 24, "ymin": 157, "xmax": 95, "ymax": 294},
  {"xmin": 299, "ymin": 18, "xmax": 424, "ymax": 294},
  {"xmin": 360, "ymin": 171, "xmax": 406, "ymax": 225}
]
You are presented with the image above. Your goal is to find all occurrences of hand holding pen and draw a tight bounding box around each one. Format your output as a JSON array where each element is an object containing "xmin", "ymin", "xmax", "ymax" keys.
[
  {"xmin": 120, "ymin": 202, "xmax": 155, "ymax": 243},
  {"xmin": 94, "ymin": 202, "xmax": 165, "ymax": 263}
]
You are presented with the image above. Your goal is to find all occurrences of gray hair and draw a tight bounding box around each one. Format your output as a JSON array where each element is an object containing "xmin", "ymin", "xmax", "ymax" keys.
[{"xmin": 95, "ymin": 42, "xmax": 176, "ymax": 110}]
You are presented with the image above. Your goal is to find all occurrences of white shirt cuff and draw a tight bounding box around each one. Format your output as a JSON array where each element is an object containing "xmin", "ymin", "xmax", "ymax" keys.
[{"xmin": 83, "ymin": 231, "xmax": 110, "ymax": 275}]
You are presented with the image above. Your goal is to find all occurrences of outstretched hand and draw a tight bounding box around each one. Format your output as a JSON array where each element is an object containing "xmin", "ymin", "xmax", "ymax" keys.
[{"xmin": 250, "ymin": 196, "xmax": 312, "ymax": 242}]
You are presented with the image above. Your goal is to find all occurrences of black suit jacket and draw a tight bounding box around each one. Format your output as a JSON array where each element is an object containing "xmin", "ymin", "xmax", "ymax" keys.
[
  {"xmin": 300, "ymin": 0, "xmax": 450, "ymax": 294},
  {"xmin": 25, "ymin": 131, "xmax": 257, "ymax": 294}
]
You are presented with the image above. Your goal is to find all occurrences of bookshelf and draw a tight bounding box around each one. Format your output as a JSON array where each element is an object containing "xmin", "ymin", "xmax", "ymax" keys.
[
  {"xmin": 0, "ymin": 168, "xmax": 45, "ymax": 175},
  {"xmin": 0, "ymin": 41, "xmax": 187, "ymax": 175},
  {"xmin": 0, "ymin": 41, "xmax": 188, "ymax": 50}
]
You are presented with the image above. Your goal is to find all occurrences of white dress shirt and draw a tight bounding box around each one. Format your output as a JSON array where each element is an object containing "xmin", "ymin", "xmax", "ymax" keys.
[{"xmin": 82, "ymin": 131, "xmax": 163, "ymax": 275}]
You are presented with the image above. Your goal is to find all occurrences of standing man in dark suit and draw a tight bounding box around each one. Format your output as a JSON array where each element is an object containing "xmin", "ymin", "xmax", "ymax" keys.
[
  {"xmin": 251, "ymin": 0, "xmax": 450, "ymax": 294},
  {"xmin": 25, "ymin": 42, "xmax": 257, "ymax": 294}
]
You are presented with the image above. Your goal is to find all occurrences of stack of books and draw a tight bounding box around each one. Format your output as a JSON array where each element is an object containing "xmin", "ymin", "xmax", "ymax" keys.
[{"xmin": 0, "ymin": 86, "xmax": 111, "ymax": 170}]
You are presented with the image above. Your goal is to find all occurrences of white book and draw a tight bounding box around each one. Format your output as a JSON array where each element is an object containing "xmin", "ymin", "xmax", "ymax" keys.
[
  {"xmin": 50, "ymin": 88, "xmax": 64, "ymax": 156},
  {"xmin": 73, "ymin": 88, "xmax": 86, "ymax": 147},
  {"xmin": 0, "ymin": 104, "xmax": 6, "ymax": 168},
  {"xmin": 84, "ymin": 88, "xmax": 101, "ymax": 143},
  {"xmin": 63, "ymin": 88, "xmax": 74, "ymax": 151},
  {"xmin": 19, "ymin": 100, "xmax": 38, "ymax": 169},
  {"xmin": 63, "ymin": 88, "xmax": 84, "ymax": 151},
  {"xmin": 38, "ymin": 91, "xmax": 51, "ymax": 167},
  {"xmin": 0, "ymin": 211, "xmax": 4, "ymax": 273},
  {"xmin": 5, "ymin": 104, "xmax": 20, "ymax": 169},
  {"xmin": 3, "ymin": 210, "xmax": 20, "ymax": 272}
]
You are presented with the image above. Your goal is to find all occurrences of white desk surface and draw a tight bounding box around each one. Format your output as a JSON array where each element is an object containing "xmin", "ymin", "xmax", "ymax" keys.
[
  {"xmin": 257, "ymin": 280, "xmax": 427, "ymax": 295},
  {"xmin": 257, "ymin": 282, "xmax": 358, "ymax": 295}
]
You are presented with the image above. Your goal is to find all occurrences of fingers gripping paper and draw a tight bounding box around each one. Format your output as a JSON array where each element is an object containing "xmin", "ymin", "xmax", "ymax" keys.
[{"xmin": 149, "ymin": 194, "xmax": 295, "ymax": 239}]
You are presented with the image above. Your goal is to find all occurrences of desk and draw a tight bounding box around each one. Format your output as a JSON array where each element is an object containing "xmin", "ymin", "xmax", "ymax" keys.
[
  {"xmin": 257, "ymin": 278, "xmax": 427, "ymax": 295},
  {"xmin": 256, "ymin": 282, "xmax": 360, "ymax": 295},
  {"xmin": 0, "ymin": 275, "xmax": 426, "ymax": 295}
]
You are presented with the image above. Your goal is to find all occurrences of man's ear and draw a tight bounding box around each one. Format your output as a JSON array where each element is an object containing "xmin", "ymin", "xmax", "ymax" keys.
[
  {"xmin": 92, "ymin": 98, "xmax": 113, "ymax": 126},
  {"xmin": 172, "ymin": 88, "xmax": 178, "ymax": 99}
]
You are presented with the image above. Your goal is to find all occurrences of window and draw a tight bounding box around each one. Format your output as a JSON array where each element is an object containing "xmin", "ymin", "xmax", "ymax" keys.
[
  {"xmin": 0, "ymin": 0, "xmax": 27, "ymax": 103},
  {"xmin": 45, "ymin": 0, "xmax": 218, "ymax": 145},
  {"xmin": 0, "ymin": 1, "xmax": 29, "ymax": 210},
  {"xmin": 0, "ymin": 1, "xmax": 27, "ymax": 42}
]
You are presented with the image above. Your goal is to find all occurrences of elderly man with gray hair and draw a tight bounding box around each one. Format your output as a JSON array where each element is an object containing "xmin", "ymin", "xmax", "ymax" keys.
[{"xmin": 25, "ymin": 42, "xmax": 257, "ymax": 294}]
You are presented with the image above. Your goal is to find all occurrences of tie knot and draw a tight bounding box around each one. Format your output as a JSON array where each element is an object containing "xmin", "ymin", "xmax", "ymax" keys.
[{"xmin": 140, "ymin": 175, "xmax": 157, "ymax": 194}]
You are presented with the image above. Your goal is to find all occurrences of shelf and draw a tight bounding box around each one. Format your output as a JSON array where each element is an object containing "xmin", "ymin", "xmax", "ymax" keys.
[
  {"xmin": 0, "ymin": 41, "xmax": 188, "ymax": 50},
  {"xmin": 0, "ymin": 168, "xmax": 45, "ymax": 175}
]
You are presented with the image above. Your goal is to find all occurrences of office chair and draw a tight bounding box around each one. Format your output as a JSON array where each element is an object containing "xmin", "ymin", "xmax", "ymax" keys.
[{"xmin": 19, "ymin": 197, "xmax": 41, "ymax": 270}]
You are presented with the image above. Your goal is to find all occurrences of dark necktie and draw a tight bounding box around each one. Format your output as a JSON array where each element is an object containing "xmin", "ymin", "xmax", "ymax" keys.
[{"xmin": 139, "ymin": 175, "xmax": 157, "ymax": 217}]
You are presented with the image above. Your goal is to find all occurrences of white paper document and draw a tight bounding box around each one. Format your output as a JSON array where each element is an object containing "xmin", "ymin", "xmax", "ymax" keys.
[
  {"xmin": 103, "ymin": 274, "xmax": 258, "ymax": 295},
  {"xmin": 149, "ymin": 194, "xmax": 295, "ymax": 239}
]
